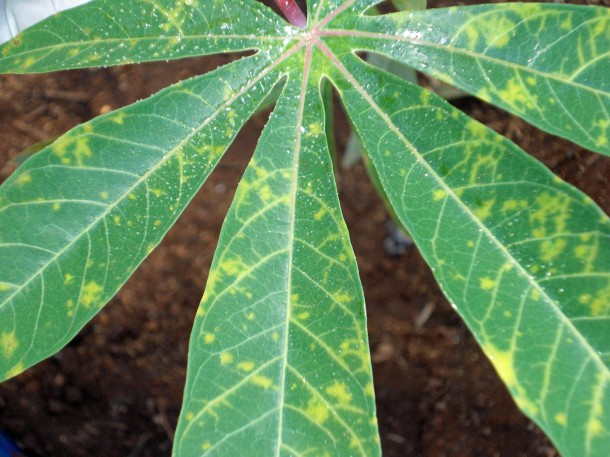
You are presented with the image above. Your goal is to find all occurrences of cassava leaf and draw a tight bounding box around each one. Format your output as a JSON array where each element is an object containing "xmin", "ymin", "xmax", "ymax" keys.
[
  {"xmin": 175, "ymin": 50, "xmax": 379, "ymax": 456},
  {"xmin": 338, "ymin": 3, "xmax": 610, "ymax": 155},
  {"xmin": 0, "ymin": 0, "xmax": 609, "ymax": 456},
  {"xmin": 330, "ymin": 50, "xmax": 610, "ymax": 456},
  {"xmin": 0, "ymin": 53, "xmax": 279, "ymax": 380}
]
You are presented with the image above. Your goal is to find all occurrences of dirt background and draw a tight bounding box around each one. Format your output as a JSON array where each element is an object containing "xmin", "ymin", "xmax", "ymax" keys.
[{"xmin": 1, "ymin": 1, "xmax": 609, "ymax": 456}]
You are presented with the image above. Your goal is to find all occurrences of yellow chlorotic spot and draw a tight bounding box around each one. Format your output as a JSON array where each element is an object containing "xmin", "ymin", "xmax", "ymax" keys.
[
  {"xmin": 297, "ymin": 312, "xmax": 310, "ymax": 320},
  {"xmin": 473, "ymin": 199, "xmax": 495, "ymax": 221},
  {"xmin": 530, "ymin": 288, "xmax": 540, "ymax": 301},
  {"xmin": 314, "ymin": 208, "xmax": 326, "ymax": 221},
  {"xmin": 251, "ymin": 375, "xmax": 274, "ymax": 390},
  {"xmin": 151, "ymin": 188, "xmax": 164, "ymax": 197},
  {"xmin": 420, "ymin": 89, "xmax": 431, "ymax": 105},
  {"xmin": 220, "ymin": 351, "xmax": 233, "ymax": 365},
  {"xmin": 467, "ymin": 241, "xmax": 475, "ymax": 248},
  {"xmin": 433, "ymin": 189, "xmax": 446, "ymax": 201},
  {"xmin": 52, "ymin": 203, "xmax": 61, "ymax": 212},
  {"xmin": 333, "ymin": 291, "xmax": 352, "ymax": 304},
  {"xmin": 555, "ymin": 412, "xmax": 567, "ymax": 425},
  {"xmin": 480, "ymin": 277, "xmax": 496, "ymax": 290},
  {"xmin": 307, "ymin": 122, "xmax": 323, "ymax": 136},
  {"xmin": 503, "ymin": 311, "xmax": 512, "ymax": 318},
  {"xmin": 526, "ymin": 76, "xmax": 536, "ymax": 86},
  {"xmin": 349, "ymin": 438, "xmax": 361, "ymax": 449},
  {"xmin": 325, "ymin": 381, "xmax": 352, "ymax": 404},
  {"xmin": 203, "ymin": 333, "xmax": 215, "ymax": 344},
  {"xmin": 219, "ymin": 257, "xmax": 244, "ymax": 277},
  {"xmin": 128, "ymin": 193, "xmax": 137, "ymax": 200},
  {"xmin": 588, "ymin": 418, "xmax": 603, "ymax": 436},
  {"xmin": 247, "ymin": 312, "xmax": 255, "ymax": 321},
  {"xmin": 6, "ymin": 362, "xmax": 25, "ymax": 378},
  {"xmin": 237, "ymin": 361, "xmax": 255, "ymax": 372},
  {"xmin": 305, "ymin": 396, "xmax": 329, "ymax": 425},
  {"xmin": 540, "ymin": 238, "xmax": 567, "ymax": 262},
  {"xmin": 271, "ymin": 332, "xmax": 280, "ymax": 342},
  {"xmin": 1, "ymin": 331, "xmax": 19, "ymax": 359},
  {"xmin": 110, "ymin": 111, "xmax": 126, "ymax": 125},
  {"xmin": 201, "ymin": 441, "xmax": 212, "ymax": 451},
  {"xmin": 466, "ymin": 119, "xmax": 486, "ymax": 136},
  {"xmin": 16, "ymin": 172, "xmax": 32, "ymax": 186},
  {"xmin": 100, "ymin": 192, "xmax": 109, "ymax": 200},
  {"xmin": 498, "ymin": 78, "xmax": 536, "ymax": 110},
  {"xmin": 64, "ymin": 274, "xmax": 75, "ymax": 286},
  {"xmin": 154, "ymin": 220, "xmax": 162, "ymax": 227},
  {"xmin": 185, "ymin": 412, "xmax": 194, "ymax": 421},
  {"xmin": 80, "ymin": 280, "xmax": 103, "ymax": 307},
  {"xmin": 0, "ymin": 282, "xmax": 14, "ymax": 292},
  {"xmin": 113, "ymin": 216, "xmax": 121, "ymax": 225},
  {"xmin": 589, "ymin": 284, "xmax": 610, "ymax": 316},
  {"xmin": 52, "ymin": 133, "xmax": 92, "ymax": 166},
  {"xmin": 22, "ymin": 56, "xmax": 36, "ymax": 68}
]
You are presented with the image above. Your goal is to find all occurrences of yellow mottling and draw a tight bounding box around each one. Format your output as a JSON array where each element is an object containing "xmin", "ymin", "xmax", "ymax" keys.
[
  {"xmin": 560, "ymin": 17, "xmax": 572, "ymax": 31},
  {"xmin": 52, "ymin": 132, "xmax": 93, "ymax": 166},
  {"xmin": 16, "ymin": 172, "xmax": 32, "ymax": 186},
  {"xmin": 259, "ymin": 184, "xmax": 273, "ymax": 202},
  {"xmin": 305, "ymin": 396, "xmax": 329, "ymax": 425},
  {"xmin": 420, "ymin": 89, "xmax": 431, "ymax": 105},
  {"xmin": 203, "ymin": 333, "xmax": 215, "ymax": 344},
  {"xmin": 220, "ymin": 351, "xmax": 233, "ymax": 365},
  {"xmin": 501, "ymin": 199, "xmax": 527, "ymax": 212},
  {"xmin": 588, "ymin": 418, "xmax": 603, "ymax": 436},
  {"xmin": 80, "ymin": 281, "xmax": 103, "ymax": 308},
  {"xmin": 1, "ymin": 331, "xmax": 19, "ymax": 359},
  {"xmin": 22, "ymin": 56, "xmax": 36, "ymax": 69},
  {"xmin": 251, "ymin": 375, "xmax": 274, "ymax": 390},
  {"xmin": 64, "ymin": 274, "xmax": 75, "ymax": 286},
  {"xmin": 480, "ymin": 277, "xmax": 496, "ymax": 290},
  {"xmin": 314, "ymin": 208, "xmax": 326, "ymax": 221},
  {"xmin": 110, "ymin": 111, "xmax": 126, "ymax": 125},
  {"xmin": 333, "ymin": 291, "xmax": 352, "ymax": 304},
  {"xmin": 6, "ymin": 362, "xmax": 25, "ymax": 378},
  {"xmin": 100, "ymin": 192, "xmax": 109, "ymax": 200},
  {"xmin": 237, "ymin": 361, "xmax": 255, "ymax": 372},
  {"xmin": 498, "ymin": 78, "xmax": 537, "ymax": 111},
  {"xmin": 466, "ymin": 119, "xmax": 486, "ymax": 137},
  {"xmin": 433, "ymin": 189, "xmax": 446, "ymax": 201},
  {"xmin": 589, "ymin": 284, "xmax": 610, "ymax": 316},
  {"xmin": 540, "ymin": 238, "xmax": 567, "ymax": 262},
  {"xmin": 555, "ymin": 412, "xmax": 567, "ymax": 425},
  {"xmin": 307, "ymin": 122, "xmax": 323, "ymax": 136},
  {"xmin": 219, "ymin": 257, "xmax": 244, "ymax": 277},
  {"xmin": 297, "ymin": 312, "xmax": 310, "ymax": 320},
  {"xmin": 473, "ymin": 199, "xmax": 495, "ymax": 221},
  {"xmin": 325, "ymin": 381, "xmax": 352, "ymax": 404},
  {"xmin": 52, "ymin": 203, "xmax": 61, "ymax": 212}
]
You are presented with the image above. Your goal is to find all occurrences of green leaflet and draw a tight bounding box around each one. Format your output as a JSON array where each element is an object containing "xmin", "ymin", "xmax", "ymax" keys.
[
  {"xmin": 175, "ymin": 49, "xmax": 379, "ymax": 456},
  {"xmin": 336, "ymin": 3, "xmax": 610, "ymax": 155},
  {"xmin": 0, "ymin": 53, "xmax": 279, "ymax": 380},
  {"xmin": 329, "ymin": 49, "xmax": 610, "ymax": 456},
  {"xmin": 0, "ymin": 0, "xmax": 285, "ymax": 72},
  {"xmin": 0, "ymin": 0, "xmax": 609, "ymax": 456}
]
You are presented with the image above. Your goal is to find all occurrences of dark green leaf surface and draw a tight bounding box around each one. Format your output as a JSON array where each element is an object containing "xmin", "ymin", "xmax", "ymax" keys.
[
  {"xmin": 336, "ymin": 4, "xmax": 610, "ymax": 155},
  {"xmin": 175, "ymin": 49, "xmax": 379, "ymax": 457},
  {"xmin": 0, "ymin": 53, "xmax": 278, "ymax": 379},
  {"xmin": 0, "ymin": 0, "xmax": 609, "ymax": 456},
  {"xmin": 329, "ymin": 49, "xmax": 610, "ymax": 456},
  {"xmin": 0, "ymin": 0, "xmax": 286, "ymax": 72}
]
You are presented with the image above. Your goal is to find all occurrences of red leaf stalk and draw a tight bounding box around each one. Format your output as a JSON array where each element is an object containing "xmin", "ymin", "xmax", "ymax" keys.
[{"xmin": 273, "ymin": 0, "xmax": 307, "ymax": 28}]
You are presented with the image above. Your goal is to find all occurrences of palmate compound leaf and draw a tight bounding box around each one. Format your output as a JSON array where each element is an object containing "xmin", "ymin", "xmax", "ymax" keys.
[
  {"xmin": 333, "ymin": 3, "xmax": 610, "ymax": 156},
  {"xmin": 0, "ymin": 0, "xmax": 609, "ymax": 456},
  {"xmin": 0, "ymin": 52, "xmax": 282, "ymax": 379},
  {"xmin": 327, "ymin": 46, "xmax": 610, "ymax": 456}
]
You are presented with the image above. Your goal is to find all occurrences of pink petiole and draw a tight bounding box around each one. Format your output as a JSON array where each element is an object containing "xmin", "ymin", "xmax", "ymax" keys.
[{"xmin": 273, "ymin": 0, "xmax": 307, "ymax": 28}]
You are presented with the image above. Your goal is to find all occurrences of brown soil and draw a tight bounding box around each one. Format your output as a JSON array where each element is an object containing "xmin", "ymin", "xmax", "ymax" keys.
[{"xmin": 0, "ymin": 3, "xmax": 609, "ymax": 457}]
